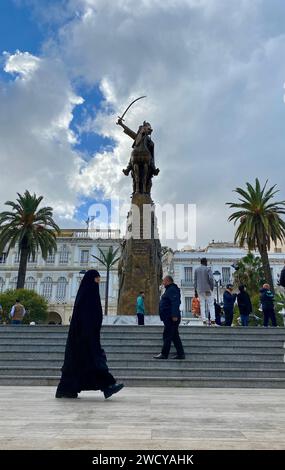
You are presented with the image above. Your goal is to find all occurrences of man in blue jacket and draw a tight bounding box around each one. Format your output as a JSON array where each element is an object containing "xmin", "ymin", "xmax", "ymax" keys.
[
  {"xmin": 153, "ymin": 275, "xmax": 185, "ymax": 360},
  {"xmin": 260, "ymin": 283, "xmax": 277, "ymax": 327}
]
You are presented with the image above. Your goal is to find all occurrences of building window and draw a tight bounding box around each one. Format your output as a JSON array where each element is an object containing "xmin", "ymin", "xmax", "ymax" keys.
[
  {"xmin": 25, "ymin": 276, "xmax": 36, "ymax": 291},
  {"xmin": 14, "ymin": 252, "xmax": 20, "ymax": 264},
  {"xmin": 28, "ymin": 253, "xmax": 38, "ymax": 263},
  {"xmin": 56, "ymin": 277, "xmax": 67, "ymax": 302},
  {"xmin": 275, "ymin": 248, "xmax": 282, "ymax": 253},
  {"xmin": 184, "ymin": 267, "xmax": 193, "ymax": 282},
  {"xmin": 0, "ymin": 277, "xmax": 5, "ymax": 293},
  {"xmin": 59, "ymin": 245, "xmax": 69, "ymax": 264},
  {"xmin": 46, "ymin": 253, "xmax": 55, "ymax": 264},
  {"xmin": 0, "ymin": 253, "xmax": 6, "ymax": 264},
  {"xmin": 99, "ymin": 281, "xmax": 106, "ymax": 299},
  {"xmin": 80, "ymin": 250, "xmax": 89, "ymax": 265},
  {"xmin": 9, "ymin": 277, "xmax": 18, "ymax": 290},
  {"xmin": 222, "ymin": 267, "xmax": 231, "ymax": 285},
  {"xmin": 42, "ymin": 277, "xmax": 53, "ymax": 300},
  {"xmin": 185, "ymin": 297, "xmax": 192, "ymax": 313}
]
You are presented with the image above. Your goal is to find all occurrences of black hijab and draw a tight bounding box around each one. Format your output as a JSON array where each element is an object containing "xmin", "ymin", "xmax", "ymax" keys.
[
  {"xmin": 57, "ymin": 269, "xmax": 116, "ymax": 393},
  {"xmin": 70, "ymin": 269, "xmax": 103, "ymax": 337}
]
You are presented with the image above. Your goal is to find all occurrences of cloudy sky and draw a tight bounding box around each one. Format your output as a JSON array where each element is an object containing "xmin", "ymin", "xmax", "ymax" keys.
[{"xmin": 1, "ymin": 0, "xmax": 285, "ymax": 248}]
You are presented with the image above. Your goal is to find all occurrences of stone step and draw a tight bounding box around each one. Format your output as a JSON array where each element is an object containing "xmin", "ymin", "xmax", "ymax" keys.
[
  {"xmin": 110, "ymin": 367, "xmax": 285, "ymax": 379},
  {"xmin": 0, "ymin": 351, "xmax": 283, "ymax": 362},
  {"xmin": 0, "ymin": 338, "xmax": 283, "ymax": 348},
  {"xmin": 1, "ymin": 325, "xmax": 285, "ymax": 334},
  {"xmin": 0, "ymin": 336, "xmax": 284, "ymax": 346},
  {"xmin": 0, "ymin": 323, "xmax": 285, "ymax": 336},
  {"xmin": 1, "ymin": 358, "xmax": 285, "ymax": 369},
  {"xmin": 0, "ymin": 325, "xmax": 284, "ymax": 388},
  {"xmin": 0, "ymin": 343, "xmax": 283, "ymax": 354},
  {"xmin": 1, "ymin": 366, "xmax": 285, "ymax": 379},
  {"xmin": 0, "ymin": 328, "xmax": 285, "ymax": 341},
  {"xmin": 1, "ymin": 375, "xmax": 285, "ymax": 388}
]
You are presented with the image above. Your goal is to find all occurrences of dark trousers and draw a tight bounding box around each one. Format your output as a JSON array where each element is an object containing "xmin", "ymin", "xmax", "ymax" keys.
[
  {"xmin": 11, "ymin": 320, "xmax": 22, "ymax": 325},
  {"xmin": 224, "ymin": 307, "xmax": 234, "ymax": 326},
  {"xmin": 137, "ymin": 314, "xmax": 145, "ymax": 326},
  {"xmin": 161, "ymin": 318, "xmax": 185, "ymax": 358},
  {"xmin": 240, "ymin": 314, "xmax": 249, "ymax": 327},
  {"xmin": 263, "ymin": 308, "xmax": 277, "ymax": 327},
  {"xmin": 215, "ymin": 313, "xmax": 221, "ymax": 326}
]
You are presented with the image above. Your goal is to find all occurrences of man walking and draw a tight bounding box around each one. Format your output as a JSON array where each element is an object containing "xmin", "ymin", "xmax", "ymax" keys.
[
  {"xmin": 153, "ymin": 276, "xmax": 185, "ymax": 360},
  {"xmin": 136, "ymin": 291, "xmax": 145, "ymax": 325},
  {"xmin": 10, "ymin": 299, "xmax": 26, "ymax": 325},
  {"xmin": 194, "ymin": 258, "xmax": 216, "ymax": 326}
]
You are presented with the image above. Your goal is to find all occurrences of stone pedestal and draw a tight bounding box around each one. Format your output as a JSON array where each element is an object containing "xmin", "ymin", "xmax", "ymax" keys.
[{"xmin": 117, "ymin": 193, "xmax": 162, "ymax": 315}]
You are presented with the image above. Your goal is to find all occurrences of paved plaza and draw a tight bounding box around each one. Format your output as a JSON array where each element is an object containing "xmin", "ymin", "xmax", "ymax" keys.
[{"xmin": 0, "ymin": 386, "xmax": 284, "ymax": 450}]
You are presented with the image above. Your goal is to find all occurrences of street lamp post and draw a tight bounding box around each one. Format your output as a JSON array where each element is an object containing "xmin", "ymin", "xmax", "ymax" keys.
[{"xmin": 213, "ymin": 270, "xmax": 221, "ymax": 304}]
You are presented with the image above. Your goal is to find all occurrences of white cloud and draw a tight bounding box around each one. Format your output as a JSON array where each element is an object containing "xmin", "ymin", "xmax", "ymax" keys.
[
  {"xmin": 0, "ymin": 51, "xmax": 85, "ymax": 224},
  {"xmin": 3, "ymin": 0, "xmax": 285, "ymax": 247},
  {"xmin": 3, "ymin": 50, "xmax": 40, "ymax": 78}
]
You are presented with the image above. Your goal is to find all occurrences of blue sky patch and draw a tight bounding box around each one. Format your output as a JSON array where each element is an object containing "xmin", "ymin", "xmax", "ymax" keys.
[
  {"xmin": 70, "ymin": 83, "xmax": 115, "ymax": 159},
  {"xmin": 0, "ymin": 0, "xmax": 44, "ymax": 55}
]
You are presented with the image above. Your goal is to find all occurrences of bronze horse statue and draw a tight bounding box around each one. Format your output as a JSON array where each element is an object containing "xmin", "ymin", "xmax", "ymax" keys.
[{"xmin": 117, "ymin": 118, "xmax": 159, "ymax": 195}]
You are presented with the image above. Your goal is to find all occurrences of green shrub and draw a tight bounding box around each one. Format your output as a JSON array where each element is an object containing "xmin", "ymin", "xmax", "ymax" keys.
[{"xmin": 0, "ymin": 289, "xmax": 48, "ymax": 324}]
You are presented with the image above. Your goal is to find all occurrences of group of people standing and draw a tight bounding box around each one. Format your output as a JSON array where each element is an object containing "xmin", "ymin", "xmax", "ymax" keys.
[{"xmin": 192, "ymin": 257, "xmax": 278, "ymax": 328}]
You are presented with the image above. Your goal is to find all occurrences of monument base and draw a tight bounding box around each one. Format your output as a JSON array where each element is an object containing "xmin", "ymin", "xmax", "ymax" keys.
[{"xmin": 117, "ymin": 193, "xmax": 162, "ymax": 315}]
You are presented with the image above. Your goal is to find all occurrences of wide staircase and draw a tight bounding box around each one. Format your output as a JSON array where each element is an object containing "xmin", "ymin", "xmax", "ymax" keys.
[{"xmin": 0, "ymin": 325, "xmax": 285, "ymax": 388}]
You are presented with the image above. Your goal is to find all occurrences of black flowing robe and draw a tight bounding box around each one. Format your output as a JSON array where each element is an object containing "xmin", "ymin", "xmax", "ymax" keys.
[{"xmin": 56, "ymin": 270, "xmax": 116, "ymax": 394}]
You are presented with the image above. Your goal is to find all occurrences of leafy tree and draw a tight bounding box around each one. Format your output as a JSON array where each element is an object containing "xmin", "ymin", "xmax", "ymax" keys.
[
  {"xmin": 161, "ymin": 246, "xmax": 172, "ymax": 256},
  {"xmin": 227, "ymin": 179, "xmax": 285, "ymax": 292},
  {"xmin": 92, "ymin": 246, "xmax": 120, "ymax": 316},
  {"xmin": 232, "ymin": 252, "xmax": 265, "ymax": 296},
  {"xmin": 0, "ymin": 191, "xmax": 60, "ymax": 289}
]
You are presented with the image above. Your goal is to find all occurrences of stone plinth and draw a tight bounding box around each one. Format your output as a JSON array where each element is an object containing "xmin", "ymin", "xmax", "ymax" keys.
[{"xmin": 117, "ymin": 193, "xmax": 162, "ymax": 315}]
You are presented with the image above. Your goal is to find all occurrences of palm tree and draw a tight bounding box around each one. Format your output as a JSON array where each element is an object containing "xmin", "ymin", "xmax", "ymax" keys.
[
  {"xmin": 232, "ymin": 253, "xmax": 265, "ymax": 296},
  {"xmin": 92, "ymin": 246, "xmax": 120, "ymax": 316},
  {"xmin": 227, "ymin": 178, "xmax": 285, "ymax": 291},
  {"xmin": 0, "ymin": 190, "xmax": 60, "ymax": 289}
]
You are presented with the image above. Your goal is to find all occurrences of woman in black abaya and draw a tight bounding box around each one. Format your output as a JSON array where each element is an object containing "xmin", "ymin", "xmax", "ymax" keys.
[{"xmin": 55, "ymin": 270, "xmax": 124, "ymax": 399}]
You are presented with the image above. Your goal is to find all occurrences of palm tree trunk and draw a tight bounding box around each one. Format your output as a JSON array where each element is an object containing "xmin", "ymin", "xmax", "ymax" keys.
[
  {"xmin": 258, "ymin": 244, "xmax": 274, "ymax": 293},
  {"xmin": 104, "ymin": 268, "xmax": 110, "ymax": 316},
  {"xmin": 17, "ymin": 245, "xmax": 29, "ymax": 289}
]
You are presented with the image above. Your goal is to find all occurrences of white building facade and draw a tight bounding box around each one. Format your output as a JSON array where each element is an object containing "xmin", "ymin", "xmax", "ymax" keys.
[
  {"xmin": 2, "ymin": 235, "xmax": 285, "ymax": 323},
  {"xmin": 163, "ymin": 242, "xmax": 285, "ymax": 315},
  {"xmin": 0, "ymin": 229, "xmax": 121, "ymax": 324}
]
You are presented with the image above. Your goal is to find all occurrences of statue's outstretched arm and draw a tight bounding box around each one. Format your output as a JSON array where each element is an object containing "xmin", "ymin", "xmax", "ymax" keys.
[{"xmin": 117, "ymin": 118, "xmax": 137, "ymax": 140}]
